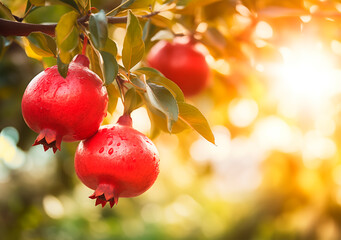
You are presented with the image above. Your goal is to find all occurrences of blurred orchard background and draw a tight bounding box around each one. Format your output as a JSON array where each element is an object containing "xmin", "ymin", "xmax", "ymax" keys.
[{"xmin": 2, "ymin": 0, "xmax": 341, "ymax": 239}]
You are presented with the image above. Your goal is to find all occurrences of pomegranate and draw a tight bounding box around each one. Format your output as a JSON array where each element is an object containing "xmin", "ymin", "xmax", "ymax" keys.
[
  {"xmin": 147, "ymin": 37, "xmax": 210, "ymax": 97},
  {"xmin": 22, "ymin": 54, "xmax": 108, "ymax": 153},
  {"xmin": 74, "ymin": 115, "xmax": 160, "ymax": 207}
]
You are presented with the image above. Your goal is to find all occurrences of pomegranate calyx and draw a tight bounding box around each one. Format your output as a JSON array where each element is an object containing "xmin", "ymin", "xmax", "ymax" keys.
[
  {"xmin": 32, "ymin": 129, "xmax": 62, "ymax": 153},
  {"xmin": 117, "ymin": 114, "xmax": 132, "ymax": 127},
  {"xmin": 89, "ymin": 183, "xmax": 119, "ymax": 208}
]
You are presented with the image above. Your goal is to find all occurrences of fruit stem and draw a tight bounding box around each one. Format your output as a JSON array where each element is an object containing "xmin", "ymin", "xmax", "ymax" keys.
[
  {"xmin": 117, "ymin": 114, "xmax": 132, "ymax": 127},
  {"xmin": 82, "ymin": 36, "xmax": 88, "ymax": 55}
]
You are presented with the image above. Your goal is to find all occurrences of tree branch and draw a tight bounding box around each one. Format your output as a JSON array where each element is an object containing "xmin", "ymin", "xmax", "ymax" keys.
[
  {"xmin": 0, "ymin": 11, "xmax": 160, "ymax": 37},
  {"xmin": 0, "ymin": 18, "xmax": 56, "ymax": 36}
]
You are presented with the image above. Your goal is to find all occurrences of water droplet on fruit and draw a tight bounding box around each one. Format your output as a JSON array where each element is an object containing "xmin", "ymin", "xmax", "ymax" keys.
[
  {"xmin": 99, "ymin": 147, "xmax": 104, "ymax": 153},
  {"xmin": 108, "ymin": 148, "xmax": 113, "ymax": 155},
  {"xmin": 117, "ymin": 143, "xmax": 121, "ymax": 146}
]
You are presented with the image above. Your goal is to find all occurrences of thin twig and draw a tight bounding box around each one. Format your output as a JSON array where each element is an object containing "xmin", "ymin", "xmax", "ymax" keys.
[
  {"xmin": 106, "ymin": 0, "xmax": 131, "ymax": 16},
  {"xmin": 107, "ymin": 11, "xmax": 160, "ymax": 24},
  {"xmin": 22, "ymin": 4, "xmax": 34, "ymax": 21}
]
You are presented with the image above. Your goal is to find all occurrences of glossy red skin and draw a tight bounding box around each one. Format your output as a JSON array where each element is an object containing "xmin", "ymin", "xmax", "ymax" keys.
[
  {"xmin": 74, "ymin": 116, "xmax": 160, "ymax": 208},
  {"xmin": 147, "ymin": 38, "xmax": 210, "ymax": 97},
  {"xmin": 22, "ymin": 55, "xmax": 108, "ymax": 152}
]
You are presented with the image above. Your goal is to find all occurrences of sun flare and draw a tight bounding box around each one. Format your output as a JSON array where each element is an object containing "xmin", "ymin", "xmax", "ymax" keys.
[{"xmin": 269, "ymin": 41, "xmax": 341, "ymax": 120}]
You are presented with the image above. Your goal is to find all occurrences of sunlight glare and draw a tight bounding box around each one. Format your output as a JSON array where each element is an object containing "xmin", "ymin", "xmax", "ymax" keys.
[
  {"xmin": 277, "ymin": 45, "xmax": 334, "ymax": 104},
  {"xmin": 271, "ymin": 42, "xmax": 338, "ymax": 122}
]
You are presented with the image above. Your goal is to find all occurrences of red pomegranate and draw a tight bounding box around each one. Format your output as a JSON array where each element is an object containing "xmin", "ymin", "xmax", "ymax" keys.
[
  {"xmin": 147, "ymin": 37, "xmax": 210, "ymax": 97},
  {"xmin": 22, "ymin": 54, "xmax": 108, "ymax": 153},
  {"xmin": 74, "ymin": 115, "xmax": 160, "ymax": 207}
]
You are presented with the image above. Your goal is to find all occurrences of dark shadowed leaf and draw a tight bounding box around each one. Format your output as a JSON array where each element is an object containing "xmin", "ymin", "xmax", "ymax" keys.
[
  {"xmin": 89, "ymin": 10, "xmax": 108, "ymax": 50},
  {"xmin": 27, "ymin": 32, "xmax": 56, "ymax": 57},
  {"xmin": 100, "ymin": 51, "xmax": 118, "ymax": 85},
  {"xmin": 122, "ymin": 10, "xmax": 145, "ymax": 71},
  {"xmin": 58, "ymin": 0, "xmax": 80, "ymax": 12},
  {"xmin": 145, "ymin": 83, "xmax": 178, "ymax": 132},
  {"xmin": 57, "ymin": 56, "xmax": 69, "ymax": 78},
  {"xmin": 55, "ymin": 11, "xmax": 79, "ymax": 52},
  {"xmin": 177, "ymin": 102, "xmax": 215, "ymax": 144}
]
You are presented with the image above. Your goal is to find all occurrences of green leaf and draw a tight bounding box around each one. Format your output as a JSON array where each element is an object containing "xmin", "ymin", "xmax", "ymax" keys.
[
  {"xmin": 177, "ymin": 102, "xmax": 215, "ymax": 144},
  {"xmin": 124, "ymin": 87, "xmax": 143, "ymax": 114},
  {"xmin": 77, "ymin": 0, "xmax": 89, "ymax": 11},
  {"xmin": 30, "ymin": 0, "xmax": 45, "ymax": 6},
  {"xmin": 145, "ymin": 82, "xmax": 178, "ymax": 132},
  {"xmin": 142, "ymin": 19, "xmax": 151, "ymax": 42},
  {"xmin": 89, "ymin": 10, "xmax": 108, "ymax": 50},
  {"xmin": 123, "ymin": 0, "xmax": 155, "ymax": 9},
  {"xmin": 58, "ymin": 50, "xmax": 73, "ymax": 63},
  {"xmin": 131, "ymin": 76, "xmax": 146, "ymax": 90},
  {"xmin": 100, "ymin": 51, "xmax": 118, "ymax": 85},
  {"xmin": 58, "ymin": 0, "xmax": 80, "ymax": 12},
  {"xmin": 102, "ymin": 38, "xmax": 117, "ymax": 56},
  {"xmin": 106, "ymin": 83, "xmax": 119, "ymax": 114},
  {"xmin": 150, "ymin": 15, "xmax": 173, "ymax": 28},
  {"xmin": 27, "ymin": 32, "xmax": 57, "ymax": 57},
  {"xmin": 120, "ymin": 0, "xmax": 136, "ymax": 9},
  {"xmin": 56, "ymin": 11, "xmax": 79, "ymax": 52},
  {"xmin": 122, "ymin": 10, "xmax": 145, "ymax": 71},
  {"xmin": 136, "ymin": 67, "xmax": 185, "ymax": 102},
  {"xmin": 147, "ymin": 107, "xmax": 188, "ymax": 134},
  {"xmin": 42, "ymin": 57, "xmax": 57, "ymax": 68},
  {"xmin": 87, "ymin": 45, "xmax": 103, "ymax": 79},
  {"xmin": 57, "ymin": 56, "xmax": 69, "ymax": 78},
  {"xmin": 0, "ymin": 2, "xmax": 15, "ymax": 20}
]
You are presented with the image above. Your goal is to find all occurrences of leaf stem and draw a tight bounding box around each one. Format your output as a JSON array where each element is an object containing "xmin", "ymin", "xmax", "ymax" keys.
[
  {"xmin": 22, "ymin": 3, "xmax": 34, "ymax": 21},
  {"xmin": 82, "ymin": 36, "xmax": 88, "ymax": 55}
]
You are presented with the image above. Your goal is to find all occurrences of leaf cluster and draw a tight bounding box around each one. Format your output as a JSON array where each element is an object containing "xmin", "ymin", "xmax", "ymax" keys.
[{"xmin": 0, "ymin": 0, "xmax": 215, "ymax": 144}]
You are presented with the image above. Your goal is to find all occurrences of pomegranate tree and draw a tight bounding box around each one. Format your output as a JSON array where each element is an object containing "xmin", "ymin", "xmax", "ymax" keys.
[
  {"xmin": 74, "ymin": 115, "xmax": 160, "ymax": 207},
  {"xmin": 147, "ymin": 37, "xmax": 210, "ymax": 97},
  {"xmin": 9, "ymin": 2, "xmax": 214, "ymax": 210},
  {"xmin": 22, "ymin": 55, "xmax": 108, "ymax": 153}
]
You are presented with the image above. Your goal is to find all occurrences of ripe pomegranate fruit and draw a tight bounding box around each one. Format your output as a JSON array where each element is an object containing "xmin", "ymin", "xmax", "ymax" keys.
[
  {"xmin": 74, "ymin": 115, "xmax": 160, "ymax": 207},
  {"xmin": 147, "ymin": 37, "xmax": 210, "ymax": 97},
  {"xmin": 22, "ymin": 54, "xmax": 108, "ymax": 153}
]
